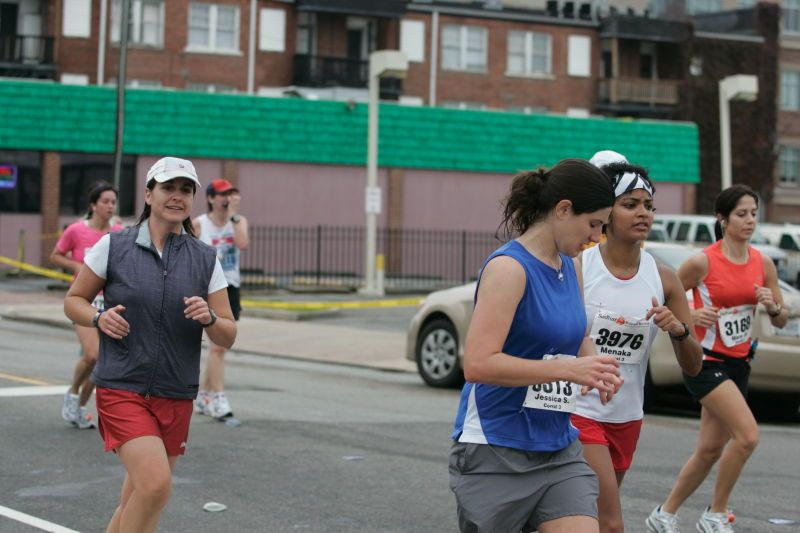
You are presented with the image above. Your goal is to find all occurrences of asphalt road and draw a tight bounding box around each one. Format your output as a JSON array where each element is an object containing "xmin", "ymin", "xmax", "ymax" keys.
[{"xmin": 1, "ymin": 318, "xmax": 799, "ymax": 533}]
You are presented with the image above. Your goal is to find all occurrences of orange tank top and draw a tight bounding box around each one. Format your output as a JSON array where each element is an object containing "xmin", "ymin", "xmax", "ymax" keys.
[{"xmin": 692, "ymin": 241, "xmax": 764, "ymax": 359}]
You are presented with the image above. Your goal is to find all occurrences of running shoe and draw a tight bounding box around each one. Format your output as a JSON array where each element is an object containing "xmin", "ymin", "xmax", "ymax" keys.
[
  {"xmin": 61, "ymin": 390, "xmax": 80, "ymax": 423},
  {"xmin": 210, "ymin": 393, "xmax": 233, "ymax": 419},
  {"xmin": 646, "ymin": 505, "xmax": 682, "ymax": 533},
  {"xmin": 697, "ymin": 507, "xmax": 734, "ymax": 533},
  {"xmin": 75, "ymin": 407, "xmax": 96, "ymax": 430},
  {"xmin": 194, "ymin": 390, "xmax": 210, "ymax": 415}
]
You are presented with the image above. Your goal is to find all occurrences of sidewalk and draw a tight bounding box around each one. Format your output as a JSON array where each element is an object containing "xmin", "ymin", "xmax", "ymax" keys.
[{"xmin": 0, "ymin": 291, "xmax": 415, "ymax": 374}]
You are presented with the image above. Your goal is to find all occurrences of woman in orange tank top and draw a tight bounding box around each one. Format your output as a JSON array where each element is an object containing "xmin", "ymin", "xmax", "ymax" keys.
[{"xmin": 646, "ymin": 185, "xmax": 789, "ymax": 533}]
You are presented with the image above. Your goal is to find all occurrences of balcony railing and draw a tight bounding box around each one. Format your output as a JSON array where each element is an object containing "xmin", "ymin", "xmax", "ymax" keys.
[
  {"xmin": 0, "ymin": 34, "xmax": 55, "ymax": 66},
  {"xmin": 598, "ymin": 77, "xmax": 680, "ymax": 106},
  {"xmin": 293, "ymin": 54, "xmax": 368, "ymax": 88}
]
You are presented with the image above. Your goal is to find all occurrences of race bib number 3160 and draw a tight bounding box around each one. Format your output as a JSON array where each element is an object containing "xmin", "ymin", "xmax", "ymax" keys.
[
  {"xmin": 717, "ymin": 305, "xmax": 754, "ymax": 348},
  {"xmin": 522, "ymin": 354, "xmax": 577, "ymax": 413}
]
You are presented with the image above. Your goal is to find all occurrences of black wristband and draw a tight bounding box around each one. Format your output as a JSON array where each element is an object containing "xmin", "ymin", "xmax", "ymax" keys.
[
  {"xmin": 669, "ymin": 322, "xmax": 690, "ymax": 341},
  {"xmin": 768, "ymin": 304, "xmax": 783, "ymax": 318},
  {"xmin": 201, "ymin": 309, "xmax": 218, "ymax": 328},
  {"xmin": 92, "ymin": 310, "xmax": 105, "ymax": 329}
]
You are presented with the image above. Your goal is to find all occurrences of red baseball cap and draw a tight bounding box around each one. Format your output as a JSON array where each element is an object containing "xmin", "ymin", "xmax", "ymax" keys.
[{"xmin": 206, "ymin": 178, "xmax": 238, "ymax": 196}]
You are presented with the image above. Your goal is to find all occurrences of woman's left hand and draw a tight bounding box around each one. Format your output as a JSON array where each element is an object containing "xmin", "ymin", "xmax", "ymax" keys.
[
  {"xmin": 184, "ymin": 296, "xmax": 213, "ymax": 325},
  {"xmin": 754, "ymin": 284, "xmax": 778, "ymax": 313},
  {"xmin": 646, "ymin": 296, "xmax": 685, "ymax": 337}
]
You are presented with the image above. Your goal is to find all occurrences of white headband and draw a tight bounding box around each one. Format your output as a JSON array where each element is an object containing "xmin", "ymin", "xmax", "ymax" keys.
[{"xmin": 614, "ymin": 171, "xmax": 653, "ymax": 198}]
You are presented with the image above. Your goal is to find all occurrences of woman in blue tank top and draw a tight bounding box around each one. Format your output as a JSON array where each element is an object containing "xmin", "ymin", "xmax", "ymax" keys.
[{"xmin": 449, "ymin": 158, "xmax": 622, "ymax": 533}]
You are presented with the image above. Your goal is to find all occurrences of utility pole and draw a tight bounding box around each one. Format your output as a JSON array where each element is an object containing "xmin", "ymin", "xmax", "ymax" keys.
[{"xmin": 112, "ymin": 0, "xmax": 131, "ymax": 205}]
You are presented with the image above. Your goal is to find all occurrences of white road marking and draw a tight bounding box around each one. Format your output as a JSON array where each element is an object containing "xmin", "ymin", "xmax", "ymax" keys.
[
  {"xmin": 0, "ymin": 385, "xmax": 67, "ymax": 397},
  {"xmin": 0, "ymin": 504, "xmax": 80, "ymax": 532}
]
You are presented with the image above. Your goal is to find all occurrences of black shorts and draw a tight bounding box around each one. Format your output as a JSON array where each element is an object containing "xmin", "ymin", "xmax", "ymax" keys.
[
  {"xmin": 227, "ymin": 285, "xmax": 241, "ymax": 321},
  {"xmin": 683, "ymin": 353, "xmax": 750, "ymax": 402}
]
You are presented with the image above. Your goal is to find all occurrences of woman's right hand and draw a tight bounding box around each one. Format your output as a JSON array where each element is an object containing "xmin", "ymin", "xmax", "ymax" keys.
[
  {"xmin": 569, "ymin": 355, "xmax": 622, "ymax": 393},
  {"xmin": 692, "ymin": 306, "xmax": 719, "ymax": 329},
  {"xmin": 99, "ymin": 304, "xmax": 130, "ymax": 339}
]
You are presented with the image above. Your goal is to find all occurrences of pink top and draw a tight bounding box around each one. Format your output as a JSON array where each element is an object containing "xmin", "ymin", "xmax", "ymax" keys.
[{"xmin": 55, "ymin": 220, "xmax": 123, "ymax": 264}]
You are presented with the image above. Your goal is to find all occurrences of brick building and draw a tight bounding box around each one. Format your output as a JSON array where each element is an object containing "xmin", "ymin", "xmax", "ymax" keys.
[{"xmin": 0, "ymin": 0, "xmax": 787, "ymax": 275}]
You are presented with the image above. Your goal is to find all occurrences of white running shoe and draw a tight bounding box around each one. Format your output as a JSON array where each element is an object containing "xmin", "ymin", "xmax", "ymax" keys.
[
  {"xmin": 697, "ymin": 507, "xmax": 734, "ymax": 533},
  {"xmin": 210, "ymin": 393, "xmax": 233, "ymax": 419},
  {"xmin": 75, "ymin": 407, "xmax": 97, "ymax": 430},
  {"xmin": 61, "ymin": 390, "xmax": 80, "ymax": 423},
  {"xmin": 646, "ymin": 505, "xmax": 682, "ymax": 533},
  {"xmin": 194, "ymin": 390, "xmax": 209, "ymax": 415}
]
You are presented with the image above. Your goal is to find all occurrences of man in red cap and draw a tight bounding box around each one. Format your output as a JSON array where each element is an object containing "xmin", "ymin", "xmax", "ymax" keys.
[{"xmin": 193, "ymin": 178, "xmax": 249, "ymax": 420}]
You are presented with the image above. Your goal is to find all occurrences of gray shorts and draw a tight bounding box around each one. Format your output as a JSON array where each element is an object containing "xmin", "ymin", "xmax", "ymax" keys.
[{"xmin": 449, "ymin": 439, "xmax": 598, "ymax": 533}]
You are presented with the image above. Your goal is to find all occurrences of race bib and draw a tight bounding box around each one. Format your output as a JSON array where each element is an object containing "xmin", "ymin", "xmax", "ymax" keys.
[
  {"xmin": 590, "ymin": 310, "xmax": 651, "ymax": 365},
  {"xmin": 718, "ymin": 305, "xmax": 754, "ymax": 347},
  {"xmin": 522, "ymin": 354, "xmax": 577, "ymax": 413}
]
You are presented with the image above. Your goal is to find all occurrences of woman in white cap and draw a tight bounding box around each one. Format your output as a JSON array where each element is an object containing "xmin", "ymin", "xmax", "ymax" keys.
[
  {"xmin": 572, "ymin": 153, "xmax": 702, "ymax": 533},
  {"xmin": 64, "ymin": 156, "xmax": 237, "ymax": 533}
]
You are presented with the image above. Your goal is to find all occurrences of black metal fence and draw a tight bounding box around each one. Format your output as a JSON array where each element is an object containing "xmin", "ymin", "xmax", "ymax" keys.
[{"xmin": 243, "ymin": 225, "xmax": 500, "ymax": 292}]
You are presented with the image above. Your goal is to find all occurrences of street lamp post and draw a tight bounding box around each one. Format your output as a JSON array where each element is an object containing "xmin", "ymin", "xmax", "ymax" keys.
[
  {"xmin": 361, "ymin": 50, "xmax": 408, "ymax": 297},
  {"xmin": 719, "ymin": 74, "xmax": 758, "ymax": 191}
]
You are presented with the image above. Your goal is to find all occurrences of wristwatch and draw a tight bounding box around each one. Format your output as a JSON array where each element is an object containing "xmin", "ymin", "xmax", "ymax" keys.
[
  {"xmin": 92, "ymin": 310, "xmax": 104, "ymax": 329},
  {"xmin": 201, "ymin": 309, "xmax": 218, "ymax": 328},
  {"xmin": 768, "ymin": 304, "xmax": 783, "ymax": 317},
  {"xmin": 669, "ymin": 322, "xmax": 690, "ymax": 341},
  {"xmin": 230, "ymin": 214, "xmax": 242, "ymax": 223}
]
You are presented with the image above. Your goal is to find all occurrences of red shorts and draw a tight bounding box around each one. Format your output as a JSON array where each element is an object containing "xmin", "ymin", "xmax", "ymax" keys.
[
  {"xmin": 571, "ymin": 414, "xmax": 643, "ymax": 472},
  {"xmin": 96, "ymin": 387, "xmax": 193, "ymax": 456}
]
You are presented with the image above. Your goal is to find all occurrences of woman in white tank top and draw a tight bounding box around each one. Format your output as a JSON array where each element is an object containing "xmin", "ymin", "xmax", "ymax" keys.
[{"xmin": 573, "ymin": 153, "xmax": 702, "ymax": 533}]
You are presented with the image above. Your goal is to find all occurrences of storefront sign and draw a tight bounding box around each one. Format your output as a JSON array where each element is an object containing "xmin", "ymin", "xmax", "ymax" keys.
[{"xmin": 0, "ymin": 165, "xmax": 17, "ymax": 189}]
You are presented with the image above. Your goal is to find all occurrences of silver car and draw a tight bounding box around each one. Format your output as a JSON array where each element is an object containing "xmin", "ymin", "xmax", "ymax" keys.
[{"xmin": 406, "ymin": 242, "xmax": 800, "ymax": 415}]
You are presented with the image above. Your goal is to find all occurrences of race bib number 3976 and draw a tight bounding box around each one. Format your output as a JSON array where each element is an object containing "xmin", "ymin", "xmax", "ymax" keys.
[
  {"xmin": 522, "ymin": 354, "xmax": 577, "ymax": 413},
  {"xmin": 589, "ymin": 310, "xmax": 651, "ymax": 365}
]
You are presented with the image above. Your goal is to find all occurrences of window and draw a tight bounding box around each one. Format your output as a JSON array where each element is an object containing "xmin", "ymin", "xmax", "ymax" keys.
[
  {"xmin": 59, "ymin": 154, "xmax": 136, "ymax": 217},
  {"xmin": 785, "ymin": 0, "xmax": 800, "ymax": 33},
  {"xmin": 0, "ymin": 151, "xmax": 41, "ymax": 213},
  {"xmin": 567, "ymin": 35, "xmax": 591, "ymax": 77},
  {"xmin": 686, "ymin": 0, "xmax": 721, "ymax": 14},
  {"xmin": 779, "ymin": 146, "xmax": 800, "ymax": 185},
  {"xmin": 780, "ymin": 234, "xmax": 800, "ymax": 251},
  {"xmin": 188, "ymin": 3, "xmax": 240, "ymax": 53},
  {"xmin": 259, "ymin": 8, "xmax": 285, "ymax": 52},
  {"xmin": 675, "ymin": 222, "xmax": 691, "ymax": 242},
  {"xmin": 186, "ymin": 82, "xmax": 237, "ymax": 93},
  {"xmin": 296, "ymin": 12, "xmax": 316, "ymax": 55},
  {"xmin": 111, "ymin": 0, "xmax": 165, "ymax": 47},
  {"xmin": 63, "ymin": 0, "xmax": 91, "ymax": 37},
  {"xmin": 695, "ymin": 224, "xmax": 713, "ymax": 244},
  {"xmin": 781, "ymin": 71, "xmax": 800, "ymax": 111},
  {"xmin": 507, "ymin": 31, "xmax": 552, "ymax": 76},
  {"xmin": 442, "ymin": 25, "xmax": 487, "ymax": 72},
  {"xmin": 401, "ymin": 19, "xmax": 425, "ymax": 63}
]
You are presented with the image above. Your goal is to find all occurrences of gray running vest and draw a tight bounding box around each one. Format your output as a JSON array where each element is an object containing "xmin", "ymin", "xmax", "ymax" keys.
[{"xmin": 91, "ymin": 223, "xmax": 216, "ymax": 399}]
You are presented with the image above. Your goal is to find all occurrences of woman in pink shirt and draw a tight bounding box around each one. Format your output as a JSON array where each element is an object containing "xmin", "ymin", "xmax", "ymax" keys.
[{"xmin": 52, "ymin": 182, "xmax": 122, "ymax": 429}]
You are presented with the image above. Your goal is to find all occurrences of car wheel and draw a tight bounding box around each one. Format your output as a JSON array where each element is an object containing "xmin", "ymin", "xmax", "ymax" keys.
[{"xmin": 416, "ymin": 318, "xmax": 464, "ymax": 388}]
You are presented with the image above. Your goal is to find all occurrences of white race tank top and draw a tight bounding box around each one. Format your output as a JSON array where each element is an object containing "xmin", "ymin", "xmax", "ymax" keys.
[
  {"xmin": 197, "ymin": 214, "xmax": 240, "ymax": 288},
  {"xmin": 575, "ymin": 245, "xmax": 664, "ymax": 423}
]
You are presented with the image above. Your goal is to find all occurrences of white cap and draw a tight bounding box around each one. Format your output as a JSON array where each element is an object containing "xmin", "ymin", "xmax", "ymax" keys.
[
  {"xmin": 146, "ymin": 157, "xmax": 201, "ymax": 188},
  {"xmin": 589, "ymin": 150, "xmax": 628, "ymax": 168}
]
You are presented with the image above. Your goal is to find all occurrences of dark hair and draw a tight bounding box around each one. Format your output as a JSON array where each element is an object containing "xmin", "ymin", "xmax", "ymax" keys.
[
  {"xmin": 600, "ymin": 162, "xmax": 656, "ymax": 196},
  {"xmin": 135, "ymin": 179, "xmax": 197, "ymax": 237},
  {"xmin": 498, "ymin": 158, "xmax": 615, "ymax": 239},
  {"xmin": 85, "ymin": 181, "xmax": 118, "ymax": 220},
  {"xmin": 598, "ymin": 162, "xmax": 656, "ymax": 235},
  {"xmin": 713, "ymin": 184, "xmax": 759, "ymax": 241}
]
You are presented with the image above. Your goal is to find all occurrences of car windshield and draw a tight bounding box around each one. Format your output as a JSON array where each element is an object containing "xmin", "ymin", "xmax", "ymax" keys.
[{"xmin": 647, "ymin": 245, "xmax": 800, "ymax": 295}]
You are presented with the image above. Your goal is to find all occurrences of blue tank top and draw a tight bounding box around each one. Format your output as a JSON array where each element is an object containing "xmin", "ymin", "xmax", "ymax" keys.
[{"xmin": 451, "ymin": 240, "xmax": 586, "ymax": 452}]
